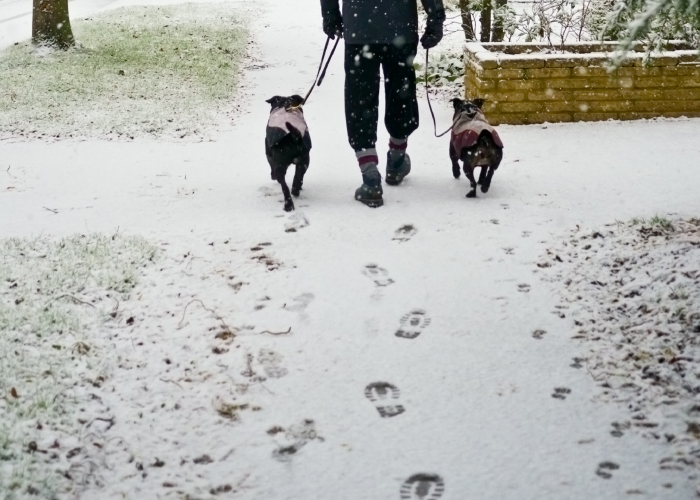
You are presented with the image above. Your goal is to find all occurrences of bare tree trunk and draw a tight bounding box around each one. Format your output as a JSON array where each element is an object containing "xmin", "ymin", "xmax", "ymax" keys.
[
  {"xmin": 32, "ymin": 0, "xmax": 75, "ymax": 49},
  {"xmin": 458, "ymin": 0, "xmax": 476, "ymax": 41},
  {"xmin": 491, "ymin": 0, "xmax": 507, "ymax": 41},
  {"xmin": 480, "ymin": 5, "xmax": 492, "ymax": 42}
]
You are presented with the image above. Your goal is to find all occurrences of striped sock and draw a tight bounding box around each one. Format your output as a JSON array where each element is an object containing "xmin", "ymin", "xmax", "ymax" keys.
[
  {"xmin": 388, "ymin": 137, "xmax": 407, "ymax": 162},
  {"xmin": 356, "ymin": 148, "xmax": 379, "ymax": 176}
]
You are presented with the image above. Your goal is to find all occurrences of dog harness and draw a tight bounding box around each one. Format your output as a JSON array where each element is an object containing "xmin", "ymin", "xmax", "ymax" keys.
[
  {"xmin": 450, "ymin": 109, "xmax": 503, "ymax": 153},
  {"xmin": 266, "ymin": 106, "xmax": 312, "ymax": 151}
]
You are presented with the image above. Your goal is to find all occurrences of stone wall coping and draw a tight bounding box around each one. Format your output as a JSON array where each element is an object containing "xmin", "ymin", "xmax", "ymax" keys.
[
  {"xmin": 466, "ymin": 40, "xmax": 694, "ymax": 54},
  {"xmin": 466, "ymin": 44, "xmax": 699, "ymax": 68}
]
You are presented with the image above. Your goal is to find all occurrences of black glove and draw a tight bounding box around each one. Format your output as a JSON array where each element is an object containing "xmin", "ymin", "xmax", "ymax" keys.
[
  {"xmin": 420, "ymin": 14, "xmax": 444, "ymax": 49},
  {"xmin": 323, "ymin": 13, "xmax": 343, "ymax": 39}
]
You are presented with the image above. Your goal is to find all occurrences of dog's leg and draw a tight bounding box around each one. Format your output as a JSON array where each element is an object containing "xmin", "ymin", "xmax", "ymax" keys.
[
  {"xmin": 481, "ymin": 148, "xmax": 502, "ymax": 193},
  {"xmin": 266, "ymin": 153, "xmax": 277, "ymax": 181},
  {"xmin": 277, "ymin": 166, "xmax": 294, "ymax": 212},
  {"xmin": 266, "ymin": 141, "xmax": 276, "ymax": 181},
  {"xmin": 291, "ymin": 152, "xmax": 309, "ymax": 197},
  {"xmin": 477, "ymin": 166, "xmax": 487, "ymax": 185},
  {"xmin": 481, "ymin": 167, "xmax": 495, "ymax": 193},
  {"xmin": 449, "ymin": 142, "xmax": 461, "ymax": 179},
  {"xmin": 463, "ymin": 164, "xmax": 478, "ymax": 198}
]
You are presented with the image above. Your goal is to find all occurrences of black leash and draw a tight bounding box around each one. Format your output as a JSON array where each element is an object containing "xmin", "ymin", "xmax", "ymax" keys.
[
  {"xmin": 302, "ymin": 36, "xmax": 340, "ymax": 105},
  {"xmin": 424, "ymin": 48, "xmax": 454, "ymax": 138}
]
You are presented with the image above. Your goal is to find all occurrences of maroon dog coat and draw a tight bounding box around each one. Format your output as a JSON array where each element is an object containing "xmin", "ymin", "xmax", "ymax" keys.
[{"xmin": 450, "ymin": 109, "xmax": 503, "ymax": 153}]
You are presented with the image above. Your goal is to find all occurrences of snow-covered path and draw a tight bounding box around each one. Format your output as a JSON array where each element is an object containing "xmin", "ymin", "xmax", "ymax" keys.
[{"xmin": 2, "ymin": 0, "xmax": 700, "ymax": 498}]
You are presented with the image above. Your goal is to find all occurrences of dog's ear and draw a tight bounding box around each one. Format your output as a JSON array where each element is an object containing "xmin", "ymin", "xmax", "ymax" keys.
[
  {"xmin": 472, "ymin": 98, "xmax": 485, "ymax": 110},
  {"xmin": 289, "ymin": 94, "xmax": 305, "ymax": 107},
  {"xmin": 451, "ymin": 98, "xmax": 464, "ymax": 110},
  {"xmin": 265, "ymin": 96, "xmax": 284, "ymax": 109}
]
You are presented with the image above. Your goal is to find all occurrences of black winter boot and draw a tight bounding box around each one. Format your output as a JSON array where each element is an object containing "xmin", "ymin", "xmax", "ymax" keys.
[
  {"xmin": 355, "ymin": 172, "xmax": 383, "ymax": 208},
  {"xmin": 385, "ymin": 151, "xmax": 411, "ymax": 186}
]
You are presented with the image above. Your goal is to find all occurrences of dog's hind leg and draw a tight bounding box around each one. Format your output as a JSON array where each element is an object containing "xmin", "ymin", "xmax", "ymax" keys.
[
  {"xmin": 463, "ymin": 164, "xmax": 478, "ymax": 198},
  {"xmin": 265, "ymin": 142, "xmax": 276, "ymax": 181},
  {"xmin": 449, "ymin": 141, "xmax": 461, "ymax": 179},
  {"xmin": 481, "ymin": 167, "xmax": 495, "ymax": 193},
  {"xmin": 477, "ymin": 166, "xmax": 487, "ymax": 185},
  {"xmin": 268, "ymin": 160, "xmax": 277, "ymax": 181},
  {"xmin": 291, "ymin": 152, "xmax": 309, "ymax": 197},
  {"xmin": 277, "ymin": 166, "xmax": 294, "ymax": 212},
  {"xmin": 481, "ymin": 148, "xmax": 502, "ymax": 193}
]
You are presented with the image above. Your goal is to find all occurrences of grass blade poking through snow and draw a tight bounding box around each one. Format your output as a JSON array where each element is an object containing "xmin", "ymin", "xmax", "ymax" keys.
[
  {"xmin": 0, "ymin": 234, "xmax": 158, "ymax": 499},
  {"xmin": 0, "ymin": 4, "xmax": 247, "ymax": 140}
]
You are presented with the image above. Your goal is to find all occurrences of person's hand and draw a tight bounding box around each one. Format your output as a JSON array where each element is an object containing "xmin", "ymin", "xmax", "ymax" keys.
[
  {"xmin": 420, "ymin": 17, "xmax": 443, "ymax": 49},
  {"xmin": 323, "ymin": 14, "xmax": 343, "ymax": 39}
]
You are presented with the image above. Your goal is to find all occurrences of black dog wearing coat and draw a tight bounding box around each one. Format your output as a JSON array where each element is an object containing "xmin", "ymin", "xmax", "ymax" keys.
[
  {"xmin": 265, "ymin": 95, "xmax": 312, "ymax": 212},
  {"xmin": 449, "ymin": 98, "xmax": 504, "ymax": 198}
]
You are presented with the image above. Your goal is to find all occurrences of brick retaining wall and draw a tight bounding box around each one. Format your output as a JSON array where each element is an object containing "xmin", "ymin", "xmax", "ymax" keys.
[{"xmin": 464, "ymin": 42, "xmax": 700, "ymax": 125}]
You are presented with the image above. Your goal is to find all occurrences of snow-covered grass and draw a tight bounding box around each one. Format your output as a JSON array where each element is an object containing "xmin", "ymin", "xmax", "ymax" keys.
[
  {"xmin": 0, "ymin": 4, "xmax": 247, "ymax": 140},
  {"xmin": 0, "ymin": 234, "xmax": 157, "ymax": 499},
  {"xmin": 538, "ymin": 216, "xmax": 700, "ymax": 483}
]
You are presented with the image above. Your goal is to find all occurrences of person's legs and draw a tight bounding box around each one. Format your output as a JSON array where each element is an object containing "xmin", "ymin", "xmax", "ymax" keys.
[
  {"xmin": 345, "ymin": 43, "xmax": 382, "ymax": 154},
  {"xmin": 382, "ymin": 42, "xmax": 419, "ymax": 185},
  {"xmin": 345, "ymin": 43, "xmax": 384, "ymax": 206}
]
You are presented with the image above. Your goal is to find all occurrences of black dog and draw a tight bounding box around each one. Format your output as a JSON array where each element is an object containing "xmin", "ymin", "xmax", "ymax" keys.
[
  {"xmin": 449, "ymin": 98, "xmax": 504, "ymax": 198},
  {"xmin": 265, "ymin": 95, "xmax": 312, "ymax": 212}
]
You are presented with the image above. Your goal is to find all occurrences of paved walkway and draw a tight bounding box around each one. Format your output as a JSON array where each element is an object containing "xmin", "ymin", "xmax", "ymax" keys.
[{"xmin": 2, "ymin": 0, "xmax": 700, "ymax": 498}]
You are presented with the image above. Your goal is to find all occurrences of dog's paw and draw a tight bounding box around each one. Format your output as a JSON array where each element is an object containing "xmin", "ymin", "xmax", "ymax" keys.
[
  {"xmin": 452, "ymin": 167, "xmax": 461, "ymax": 179},
  {"xmin": 284, "ymin": 202, "xmax": 295, "ymax": 212},
  {"xmin": 466, "ymin": 191, "xmax": 477, "ymax": 198},
  {"xmin": 291, "ymin": 188, "xmax": 301, "ymax": 197}
]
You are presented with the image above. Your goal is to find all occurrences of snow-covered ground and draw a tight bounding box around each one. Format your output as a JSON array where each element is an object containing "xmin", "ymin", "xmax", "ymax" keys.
[
  {"xmin": 2, "ymin": 0, "xmax": 700, "ymax": 498},
  {"xmin": 539, "ymin": 217, "xmax": 700, "ymax": 481}
]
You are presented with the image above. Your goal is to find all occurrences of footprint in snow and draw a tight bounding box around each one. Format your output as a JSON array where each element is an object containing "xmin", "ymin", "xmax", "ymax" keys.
[
  {"xmin": 363, "ymin": 264, "xmax": 394, "ymax": 287},
  {"xmin": 286, "ymin": 293, "xmax": 314, "ymax": 312},
  {"xmin": 531, "ymin": 329, "xmax": 546, "ymax": 339},
  {"xmin": 595, "ymin": 461, "xmax": 619, "ymax": 479},
  {"xmin": 610, "ymin": 422, "xmax": 627, "ymax": 437},
  {"xmin": 552, "ymin": 387, "xmax": 571, "ymax": 400},
  {"xmin": 570, "ymin": 357, "xmax": 584, "ymax": 369},
  {"xmin": 395, "ymin": 309, "xmax": 431, "ymax": 339},
  {"xmin": 393, "ymin": 224, "xmax": 417, "ymax": 242},
  {"xmin": 284, "ymin": 213, "xmax": 309, "ymax": 233},
  {"xmin": 365, "ymin": 382, "xmax": 405, "ymax": 418},
  {"xmin": 250, "ymin": 242, "xmax": 272, "ymax": 251},
  {"xmin": 400, "ymin": 473, "xmax": 445, "ymax": 500},
  {"xmin": 517, "ymin": 283, "xmax": 531, "ymax": 293},
  {"xmin": 259, "ymin": 186, "xmax": 277, "ymax": 197},
  {"xmin": 258, "ymin": 349, "xmax": 288, "ymax": 379},
  {"xmin": 271, "ymin": 419, "xmax": 321, "ymax": 462}
]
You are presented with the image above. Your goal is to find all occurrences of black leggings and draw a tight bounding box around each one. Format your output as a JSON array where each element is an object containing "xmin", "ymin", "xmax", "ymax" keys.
[{"xmin": 344, "ymin": 43, "xmax": 419, "ymax": 152}]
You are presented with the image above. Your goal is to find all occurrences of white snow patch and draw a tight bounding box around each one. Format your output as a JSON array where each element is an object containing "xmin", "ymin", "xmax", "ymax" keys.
[
  {"xmin": 538, "ymin": 217, "xmax": 700, "ymax": 483},
  {"xmin": 0, "ymin": 234, "xmax": 158, "ymax": 500}
]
